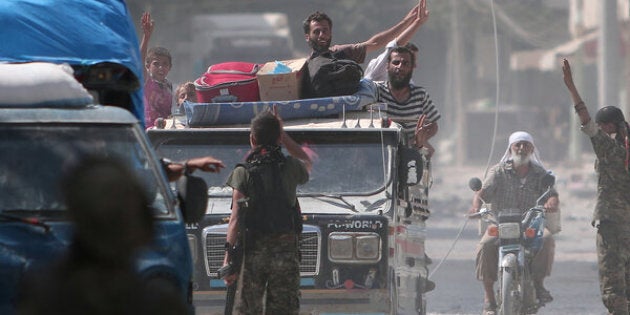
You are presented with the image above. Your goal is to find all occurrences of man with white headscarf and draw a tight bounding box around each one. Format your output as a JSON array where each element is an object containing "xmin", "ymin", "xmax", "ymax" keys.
[{"xmin": 468, "ymin": 131, "xmax": 560, "ymax": 315}]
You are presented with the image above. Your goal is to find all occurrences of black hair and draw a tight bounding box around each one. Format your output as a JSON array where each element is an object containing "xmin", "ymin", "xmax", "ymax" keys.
[
  {"xmin": 303, "ymin": 11, "xmax": 332, "ymax": 34},
  {"xmin": 146, "ymin": 46, "xmax": 172, "ymax": 66},
  {"xmin": 388, "ymin": 45, "xmax": 416, "ymax": 68},
  {"xmin": 251, "ymin": 111, "xmax": 281, "ymax": 146},
  {"xmin": 404, "ymin": 42, "xmax": 419, "ymax": 53},
  {"xmin": 595, "ymin": 106, "xmax": 625, "ymax": 124},
  {"xmin": 62, "ymin": 156, "xmax": 154, "ymax": 261}
]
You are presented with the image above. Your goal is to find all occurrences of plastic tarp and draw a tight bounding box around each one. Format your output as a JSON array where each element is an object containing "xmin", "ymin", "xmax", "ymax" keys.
[{"xmin": 0, "ymin": 0, "xmax": 144, "ymax": 122}]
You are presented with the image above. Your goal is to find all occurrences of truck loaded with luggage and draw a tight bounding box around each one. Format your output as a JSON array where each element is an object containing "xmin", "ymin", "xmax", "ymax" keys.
[{"xmin": 148, "ymin": 56, "xmax": 435, "ymax": 314}]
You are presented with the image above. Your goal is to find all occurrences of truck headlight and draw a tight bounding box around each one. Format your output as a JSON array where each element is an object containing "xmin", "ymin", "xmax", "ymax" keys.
[
  {"xmin": 328, "ymin": 232, "xmax": 381, "ymax": 263},
  {"xmin": 329, "ymin": 234, "xmax": 353, "ymax": 259},
  {"xmin": 356, "ymin": 234, "xmax": 380, "ymax": 259}
]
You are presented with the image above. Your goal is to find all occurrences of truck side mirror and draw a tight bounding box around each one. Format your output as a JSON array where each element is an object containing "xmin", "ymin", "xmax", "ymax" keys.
[
  {"xmin": 399, "ymin": 147, "xmax": 423, "ymax": 186},
  {"xmin": 176, "ymin": 173, "xmax": 208, "ymax": 224}
]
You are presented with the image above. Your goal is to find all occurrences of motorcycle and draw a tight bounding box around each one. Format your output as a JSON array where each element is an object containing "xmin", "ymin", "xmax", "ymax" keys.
[{"xmin": 468, "ymin": 173, "xmax": 555, "ymax": 315}]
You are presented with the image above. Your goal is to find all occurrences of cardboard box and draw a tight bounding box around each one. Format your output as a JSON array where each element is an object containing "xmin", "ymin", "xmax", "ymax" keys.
[{"xmin": 256, "ymin": 58, "xmax": 307, "ymax": 101}]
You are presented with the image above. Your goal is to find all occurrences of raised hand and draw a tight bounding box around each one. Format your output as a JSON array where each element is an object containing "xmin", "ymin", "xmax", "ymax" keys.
[
  {"xmin": 415, "ymin": 114, "xmax": 432, "ymax": 147},
  {"xmin": 418, "ymin": 0, "xmax": 430, "ymax": 25},
  {"xmin": 562, "ymin": 59, "xmax": 576, "ymax": 92},
  {"xmin": 141, "ymin": 12, "xmax": 154, "ymax": 38}
]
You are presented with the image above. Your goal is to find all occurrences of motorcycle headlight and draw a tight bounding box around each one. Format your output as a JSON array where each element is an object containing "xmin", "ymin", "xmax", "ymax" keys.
[
  {"xmin": 328, "ymin": 232, "xmax": 381, "ymax": 263},
  {"xmin": 498, "ymin": 222, "xmax": 520, "ymax": 239}
]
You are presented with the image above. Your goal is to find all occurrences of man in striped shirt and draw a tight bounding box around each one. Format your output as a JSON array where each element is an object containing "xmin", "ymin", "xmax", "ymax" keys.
[{"xmin": 376, "ymin": 45, "xmax": 440, "ymax": 156}]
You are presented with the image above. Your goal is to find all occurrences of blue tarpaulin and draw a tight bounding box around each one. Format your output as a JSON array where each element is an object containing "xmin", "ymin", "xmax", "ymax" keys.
[{"xmin": 0, "ymin": 0, "xmax": 144, "ymax": 123}]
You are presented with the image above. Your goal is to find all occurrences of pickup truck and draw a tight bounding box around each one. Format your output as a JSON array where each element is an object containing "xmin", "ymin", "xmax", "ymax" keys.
[{"xmin": 148, "ymin": 99, "xmax": 434, "ymax": 314}]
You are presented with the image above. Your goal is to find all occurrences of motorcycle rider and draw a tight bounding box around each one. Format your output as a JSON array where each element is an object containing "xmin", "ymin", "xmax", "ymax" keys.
[{"xmin": 468, "ymin": 131, "xmax": 560, "ymax": 315}]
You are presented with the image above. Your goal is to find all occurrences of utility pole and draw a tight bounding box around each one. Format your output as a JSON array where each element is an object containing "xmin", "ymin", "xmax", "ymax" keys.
[
  {"xmin": 568, "ymin": 1, "xmax": 585, "ymax": 163},
  {"xmin": 450, "ymin": 0, "xmax": 464, "ymax": 167},
  {"xmin": 598, "ymin": 0, "xmax": 620, "ymax": 110}
]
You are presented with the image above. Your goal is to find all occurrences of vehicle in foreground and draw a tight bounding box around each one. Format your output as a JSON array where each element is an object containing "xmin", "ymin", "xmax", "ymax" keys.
[
  {"xmin": 149, "ymin": 98, "xmax": 434, "ymax": 314},
  {"xmin": 0, "ymin": 0, "xmax": 145, "ymax": 124},
  {"xmin": 0, "ymin": 62, "xmax": 204, "ymax": 314}
]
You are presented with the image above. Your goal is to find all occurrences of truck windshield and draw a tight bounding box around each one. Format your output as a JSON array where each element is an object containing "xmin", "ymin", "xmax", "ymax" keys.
[
  {"xmin": 0, "ymin": 126, "xmax": 170, "ymax": 216},
  {"xmin": 153, "ymin": 132, "xmax": 394, "ymax": 196}
]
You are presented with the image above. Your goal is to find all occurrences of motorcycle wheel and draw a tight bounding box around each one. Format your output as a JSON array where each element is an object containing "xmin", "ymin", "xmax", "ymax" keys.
[{"xmin": 499, "ymin": 268, "xmax": 521, "ymax": 315}]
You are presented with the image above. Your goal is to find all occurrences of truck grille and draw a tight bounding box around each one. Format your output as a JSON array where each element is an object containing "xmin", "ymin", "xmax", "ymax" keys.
[{"xmin": 204, "ymin": 226, "xmax": 320, "ymax": 278}]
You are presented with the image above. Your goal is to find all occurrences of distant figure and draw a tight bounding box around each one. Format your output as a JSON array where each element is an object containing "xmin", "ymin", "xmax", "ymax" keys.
[
  {"xmin": 16, "ymin": 156, "xmax": 187, "ymax": 315},
  {"xmin": 468, "ymin": 131, "xmax": 559, "ymax": 315},
  {"xmin": 175, "ymin": 81, "xmax": 197, "ymax": 108},
  {"xmin": 141, "ymin": 12, "xmax": 174, "ymax": 129}
]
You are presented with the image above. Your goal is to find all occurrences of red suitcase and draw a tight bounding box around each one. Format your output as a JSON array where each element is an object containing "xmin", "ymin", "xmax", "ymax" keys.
[{"xmin": 194, "ymin": 62, "xmax": 261, "ymax": 103}]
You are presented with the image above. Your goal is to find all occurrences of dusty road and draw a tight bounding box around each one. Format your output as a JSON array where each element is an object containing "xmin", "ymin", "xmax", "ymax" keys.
[
  {"xmin": 424, "ymin": 162, "xmax": 605, "ymax": 315},
  {"xmin": 195, "ymin": 162, "xmax": 607, "ymax": 314}
]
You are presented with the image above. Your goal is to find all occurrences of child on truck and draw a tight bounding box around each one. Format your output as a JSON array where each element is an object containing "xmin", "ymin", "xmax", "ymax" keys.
[{"xmin": 140, "ymin": 12, "xmax": 174, "ymax": 129}]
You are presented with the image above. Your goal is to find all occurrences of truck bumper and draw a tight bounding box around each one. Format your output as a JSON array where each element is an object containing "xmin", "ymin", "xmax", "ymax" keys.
[{"xmin": 193, "ymin": 288, "xmax": 390, "ymax": 315}]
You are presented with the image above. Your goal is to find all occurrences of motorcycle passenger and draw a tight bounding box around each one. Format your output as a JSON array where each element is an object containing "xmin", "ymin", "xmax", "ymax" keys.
[
  {"xmin": 468, "ymin": 131, "xmax": 560, "ymax": 315},
  {"xmin": 563, "ymin": 59, "xmax": 630, "ymax": 315}
]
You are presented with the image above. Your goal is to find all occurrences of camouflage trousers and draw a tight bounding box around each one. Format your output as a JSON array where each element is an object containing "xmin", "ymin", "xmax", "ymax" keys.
[
  {"xmin": 597, "ymin": 221, "xmax": 630, "ymax": 315},
  {"xmin": 475, "ymin": 227, "xmax": 555, "ymax": 282},
  {"xmin": 233, "ymin": 234, "xmax": 300, "ymax": 315}
]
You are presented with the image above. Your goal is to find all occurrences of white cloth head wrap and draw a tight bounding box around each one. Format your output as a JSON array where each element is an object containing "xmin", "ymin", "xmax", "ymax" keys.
[{"xmin": 499, "ymin": 131, "xmax": 544, "ymax": 167}]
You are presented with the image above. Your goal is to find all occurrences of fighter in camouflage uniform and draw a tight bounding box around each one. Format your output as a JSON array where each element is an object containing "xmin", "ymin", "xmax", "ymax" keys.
[
  {"xmin": 222, "ymin": 110, "xmax": 312, "ymax": 315},
  {"xmin": 564, "ymin": 59, "xmax": 630, "ymax": 315}
]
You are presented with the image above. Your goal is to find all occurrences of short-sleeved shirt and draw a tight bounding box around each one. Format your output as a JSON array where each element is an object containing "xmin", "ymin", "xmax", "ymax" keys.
[
  {"xmin": 581, "ymin": 120, "xmax": 630, "ymax": 224},
  {"xmin": 311, "ymin": 43, "xmax": 367, "ymax": 64},
  {"xmin": 144, "ymin": 78, "xmax": 173, "ymax": 129},
  {"xmin": 376, "ymin": 82, "xmax": 440, "ymax": 140},
  {"xmin": 226, "ymin": 155, "xmax": 309, "ymax": 207},
  {"xmin": 480, "ymin": 161, "xmax": 557, "ymax": 213}
]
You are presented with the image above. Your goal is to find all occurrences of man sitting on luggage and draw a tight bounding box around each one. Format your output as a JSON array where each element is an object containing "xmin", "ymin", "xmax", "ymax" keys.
[{"xmin": 301, "ymin": 4, "xmax": 426, "ymax": 98}]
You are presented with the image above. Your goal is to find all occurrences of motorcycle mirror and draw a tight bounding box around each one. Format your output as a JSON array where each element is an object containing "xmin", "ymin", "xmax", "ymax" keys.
[
  {"xmin": 541, "ymin": 172, "xmax": 555, "ymax": 188},
  {"xmin": 468, "ymin": 177, "xmax": 482, "ymax": 192}
]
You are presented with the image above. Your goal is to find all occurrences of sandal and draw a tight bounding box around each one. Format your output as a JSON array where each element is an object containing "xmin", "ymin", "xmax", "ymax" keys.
[{"xmin": 483, "ymin": 301, "xmax": 497, "ymax": 315}]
